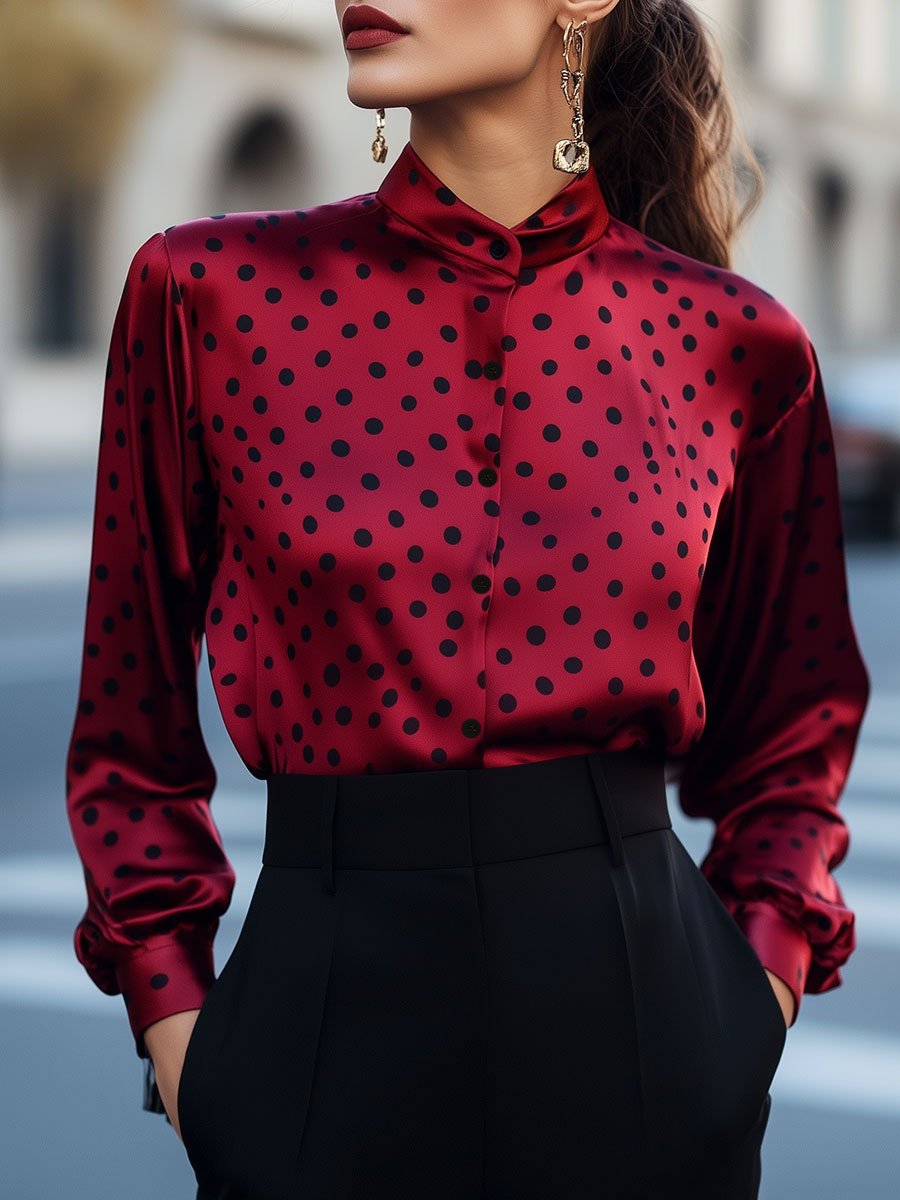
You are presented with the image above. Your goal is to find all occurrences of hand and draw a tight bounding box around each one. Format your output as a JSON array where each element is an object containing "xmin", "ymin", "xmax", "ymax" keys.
[
  {"xmin": 142, "ymin": 1009, "xmax": 202, "ymax": 1143},
  {"xmin": 763, "ymin": 968, "xmax": 796, "ymax": 1029}
]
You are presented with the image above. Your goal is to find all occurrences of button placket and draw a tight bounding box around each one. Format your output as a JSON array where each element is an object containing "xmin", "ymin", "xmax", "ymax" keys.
[{"xmin": 463, "ymin": 288, "xmax": 514, "ymax": 758}]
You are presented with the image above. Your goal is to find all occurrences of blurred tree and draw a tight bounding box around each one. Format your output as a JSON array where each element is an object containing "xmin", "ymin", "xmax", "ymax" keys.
[
  {"xmin": 0, "ymin": 0, "xmax": 174, "ymax": 184},
  {"xmin": 0, "ymin": 0, "xmax": 176, "ymax": 348}
]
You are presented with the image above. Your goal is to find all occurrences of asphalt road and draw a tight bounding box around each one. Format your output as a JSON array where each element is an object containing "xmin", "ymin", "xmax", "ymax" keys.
[{"xmin": 1, "ymin": 460, "xmax": 898, "ymax": 1199}]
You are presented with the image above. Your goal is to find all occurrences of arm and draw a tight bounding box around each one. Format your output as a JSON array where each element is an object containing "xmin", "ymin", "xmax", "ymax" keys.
[
  {"xmin": 65, "ymin": 230, "xmax": 235, "ymax": 1112},
  {"xmin": 673, "ymin": 337, "xmax": 871, "ymax": 1027}
]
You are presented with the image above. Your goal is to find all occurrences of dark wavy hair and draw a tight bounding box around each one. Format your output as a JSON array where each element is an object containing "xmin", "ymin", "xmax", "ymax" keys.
[{"xmin": 582, "ymin": 0, "xmax": 764, "ymax": 269}]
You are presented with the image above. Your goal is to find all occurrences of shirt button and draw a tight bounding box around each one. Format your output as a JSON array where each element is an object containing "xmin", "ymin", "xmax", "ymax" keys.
[
  {"xmin": 461, "ymin": 718, "xmax": 481, "ymax": 737},
  {"xmin": 488, "ymin": 238, "xmax": 509, "ymax": 260},
  {"xmin": 484, "ymin": 360, "xmax": 502, "ymax": 379},
  {"xmin": 471, "ymin": 574, "xmax": 491, "ymax": 593},
  {"xmin": 478, "ymin": 467, "xmax": 497, "ymax": 486}
]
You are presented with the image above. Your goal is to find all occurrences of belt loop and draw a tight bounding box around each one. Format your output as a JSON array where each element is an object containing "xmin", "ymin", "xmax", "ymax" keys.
[
  {"xmin": 587, "ymin": 753, "xmax": 625, "ymax": 868},
  {"xmin": 321, "ymin": 774, "xmax": 338, "ymax": 894}
]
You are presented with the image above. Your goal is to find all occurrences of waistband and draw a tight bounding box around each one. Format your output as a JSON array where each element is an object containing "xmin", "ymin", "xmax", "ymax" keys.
[{"xmin": 263, "ymin": 749, "xmax": 671, "ymax": 893}]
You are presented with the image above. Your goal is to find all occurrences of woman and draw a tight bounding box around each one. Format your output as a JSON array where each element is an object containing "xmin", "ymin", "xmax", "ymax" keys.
[{"xmin": 65, "ymin": 1, "xmax": 870, "ymax": 1197}]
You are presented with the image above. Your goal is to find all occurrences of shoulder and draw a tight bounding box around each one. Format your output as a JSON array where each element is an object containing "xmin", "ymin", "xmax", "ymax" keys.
[
  {"xmin": 605, "ymin": 217, "xmax": 817, "ymax": 445},
  {"xmin": 114, "ymin": 189, "xmax": 379, "ymax": 342},
  {"xmin": 159, "ymin": 190, "xmax": 380, "ymax": 274}
]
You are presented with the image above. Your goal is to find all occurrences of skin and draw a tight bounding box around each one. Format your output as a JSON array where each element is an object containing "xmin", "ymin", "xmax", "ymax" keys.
[{"xmin": 147, "ymin": 0, "xmax": 795, "ymax": 1141}]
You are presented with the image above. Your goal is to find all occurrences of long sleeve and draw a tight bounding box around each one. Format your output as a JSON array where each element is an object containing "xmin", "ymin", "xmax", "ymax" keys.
[
  {"xmin": 65, "ymin": 230, "xmax": 235, "ymax": 1110},
  {"xmin": 675, "ymin": 337, "xmax": 871, "ymax": 1027}
]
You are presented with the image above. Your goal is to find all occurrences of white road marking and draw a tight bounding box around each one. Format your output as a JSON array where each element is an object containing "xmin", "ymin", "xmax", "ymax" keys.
[
  {"xmin": 771, "ymin": 1021, "xmax": 900, "ymax": 1118},
  {"xmin": 843, "ymin": 744, "xmax": 900, "ymax": 792},
  {"xmin": 0, "ymin": 935, "xmax": 897, "ymax": 1119},
  {"xmin": 0, "ymin": 519, "xmax": 93, "ymax": 588},
  {"xmin": 839, "ymin": 794, "xmax": 900, "ymax": 856},
  {"xmin": 669, "ymin": 788, "xmax": 900, "ymax": 859},
  {"xmin": 0, "ymin": 934, "xmax": 243, "ymax": 1014},
  {"xmin": 0, "ymin": 631, "xmax": 82, "ymax": 684},
  {"xmin": 0, "ymin": 850, "xmax": 265, "ymax": 914},
  {"xmin": 0, "ymin": 844, "xmax": 899, "ymax": 942}
]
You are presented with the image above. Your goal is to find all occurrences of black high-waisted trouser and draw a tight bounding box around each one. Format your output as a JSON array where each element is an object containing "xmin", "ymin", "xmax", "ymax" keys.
[{"xmin": 176, "ymin": 748, "xmax": 787, "ymax": 1200}]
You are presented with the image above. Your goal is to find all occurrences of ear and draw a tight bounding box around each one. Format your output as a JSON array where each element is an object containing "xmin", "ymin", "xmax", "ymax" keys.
[{"xmin": 553, "ymin": 0, "xmax": 623, "ymax": 36}]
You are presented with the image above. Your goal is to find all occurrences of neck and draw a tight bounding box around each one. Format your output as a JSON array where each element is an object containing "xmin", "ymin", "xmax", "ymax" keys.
[{"xmin": 406, "ymin": 82, "xmax": 583, "ymax": 231}]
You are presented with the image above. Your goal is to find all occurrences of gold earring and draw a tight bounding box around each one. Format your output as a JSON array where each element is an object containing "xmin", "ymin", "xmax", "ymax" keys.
[
  {"xmin": 553, "ymin": 19, "xmax": 590, "ymax": 173},
  {"xmin": 372, "ymin": 107, "xmax": 388, "ymax": 162}
]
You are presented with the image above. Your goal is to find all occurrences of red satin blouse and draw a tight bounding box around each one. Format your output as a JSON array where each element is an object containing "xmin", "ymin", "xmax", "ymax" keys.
[{"xmin": 65, "ymin": 138, "xmax": 870, "ymax": 1107}]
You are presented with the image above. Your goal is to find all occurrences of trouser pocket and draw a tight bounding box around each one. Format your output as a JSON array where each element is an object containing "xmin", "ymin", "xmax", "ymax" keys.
[
  {"xmin": 613, "ymin": 828, "xmax": 787, "ymax": 1196},
  {"xmin": 177, "ymin": 863, "xmax": 348, "ymax": 1200},
  {"xmin": 176, "ymin": 911, "xmax": 248, "ymax": 1180},
  {"xmin": 666, "ymin": 829, "xmax": 788, "ymax": 1070},
  {"xmin": 665, "ymin": 831, "xmax": 787, "ymax": 1168}
]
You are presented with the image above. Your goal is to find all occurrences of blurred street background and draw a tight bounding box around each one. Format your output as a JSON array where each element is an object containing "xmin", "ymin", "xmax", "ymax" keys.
[{"xmin": 0, "ymin": 1, "xmax": 898, "ymax": 1196}]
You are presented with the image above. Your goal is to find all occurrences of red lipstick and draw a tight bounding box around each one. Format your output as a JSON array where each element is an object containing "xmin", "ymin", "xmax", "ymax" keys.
[{"xmin": 342, "ymin": 5, "xmax": 410, "ymax": 50}]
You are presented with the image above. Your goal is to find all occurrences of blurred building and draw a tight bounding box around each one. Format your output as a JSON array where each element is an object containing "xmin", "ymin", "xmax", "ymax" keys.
[
  {"xmin": 709, "ymin": 0, "xmax": 900, "ymax": 348},
  {"xmin": 2, "ymin": 0, "xmax": 899, "ymax": 460},
  {"xmin": 3, "ymin": 0, "xmax": 383, "ymax": 357}
]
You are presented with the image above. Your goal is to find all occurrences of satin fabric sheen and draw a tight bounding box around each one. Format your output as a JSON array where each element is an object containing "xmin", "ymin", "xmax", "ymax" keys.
[{"xmin": 65, "ymin": 137, "xmax": 870, "ymax": 1074}]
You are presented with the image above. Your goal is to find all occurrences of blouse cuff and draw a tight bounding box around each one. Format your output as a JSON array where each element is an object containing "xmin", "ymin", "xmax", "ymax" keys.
[
  {"xmin": 115, "ymin": 937, "xmax": 216, "ymax": 1112},
  {"xmin": 734, "ymin": 900, "xmax": 812, "ymax": 1027}
]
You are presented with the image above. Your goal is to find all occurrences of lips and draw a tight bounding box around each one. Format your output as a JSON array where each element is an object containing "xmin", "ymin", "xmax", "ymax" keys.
[{"xmin": 342, "ymin": 4, "xmax": 409, "ymax": 36}]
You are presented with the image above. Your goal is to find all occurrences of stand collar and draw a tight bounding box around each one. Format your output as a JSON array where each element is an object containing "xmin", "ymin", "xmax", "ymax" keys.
[{"xmin": 375, "ymin": 139, "xmax": 611, "ymax": 277}]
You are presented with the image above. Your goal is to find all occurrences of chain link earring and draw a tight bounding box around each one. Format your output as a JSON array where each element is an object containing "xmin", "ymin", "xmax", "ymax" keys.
[
  {"xmin": 369, "ymin": 21, "xmax": 585, "ymax": 170},
  {"xmin": 372, "ymin": 107, "xmax": 388, "ymax": 162},
  {"xmin": 553, "ymin": 18, "xmax": 590, "ymax": 173}
]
